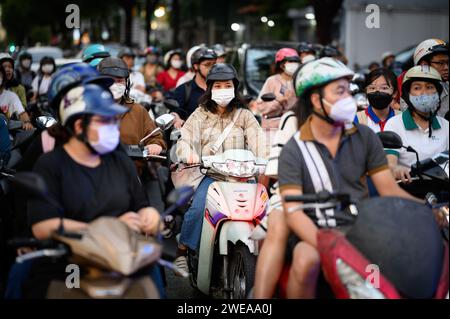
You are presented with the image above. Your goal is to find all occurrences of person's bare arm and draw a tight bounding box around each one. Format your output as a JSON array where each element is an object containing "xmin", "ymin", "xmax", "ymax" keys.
[
  {"xmin": 281, "ymin": 187, "xmax": 319, "ymax": 248},
  {"xmin": 32, "ymin": 218, "xmax": 88, "ymax": 240},
  {"xmin": 387, "ymin": 154, "xmax": 412, "ymax": 183},
  {"xmin": 371, "ymin": 169, "xmax": 422, "ymax": 203},
  {"xmin": 19, "ymin": 112, "xmax": 34, "ymax": 130}
]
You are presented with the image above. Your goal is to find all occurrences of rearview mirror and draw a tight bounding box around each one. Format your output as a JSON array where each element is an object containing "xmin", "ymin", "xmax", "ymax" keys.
[
  {"xmin": 36, "ymin": 116, "xmax": 57, "ymax": 129},
  {"xmin": 377, "ymin": 131, "xmax": 404, "ymax": 149},
  {"xmin": 261, "ymin": 93, "xmax": 276, "ymax": 102},
  {"xmin": 155, "ymin": 114, "xmax": 175, "ymax": 130}
]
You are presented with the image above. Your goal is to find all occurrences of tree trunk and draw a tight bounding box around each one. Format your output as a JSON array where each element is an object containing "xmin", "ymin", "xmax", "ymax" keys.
[
  {"xmin": 146, "ymin": 0, "xmax": 159, "ymax": 46},
  {"xmin": 310, "ymin": 0, "xmax": 343, "ymax": 45},
  {"xmin": 120, "ymin": 0, "xmax": 135, "ymax": 46},
  {"xmin": 171, "ymin": 0, "xmax": 180, "ymax": 48}
]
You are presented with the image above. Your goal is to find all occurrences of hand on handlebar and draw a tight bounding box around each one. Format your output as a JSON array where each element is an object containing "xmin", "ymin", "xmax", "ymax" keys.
[
  {"xmin": 392, "ymin": 165, "xmax": 412, "ymax": 184},
  {"xmin": 186, "ymin": 154, "xmax": 200, "ymax": 165},
  {"xmin": 172, "ymin": 113, "xmax": 185, "ymax": 129},
  {"xmin": 145, "ymin": 144, "xmax": 163, "ymax": 156},
  {"xmin": 22, "ymin": 122, "xmax": 34, "ymax": 131},
  {"xmin": 139, "ymin": 208, "xmax": 162, "ymax": 236}
]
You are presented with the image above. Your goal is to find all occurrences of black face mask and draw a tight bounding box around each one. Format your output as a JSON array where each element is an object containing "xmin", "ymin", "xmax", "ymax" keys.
[{"xmin": 367, "ymin": 92, "xmax": 393, "ymax": 110}]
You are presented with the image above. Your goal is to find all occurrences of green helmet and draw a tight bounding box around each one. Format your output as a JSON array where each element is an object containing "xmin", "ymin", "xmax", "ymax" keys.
[
  {"xmin": 82, "ymin": 44, "xmax": 111, "ymax": 67},
  {"xmin": 294, "ymin": 57, "xmax": 354, "ymax": 97}
]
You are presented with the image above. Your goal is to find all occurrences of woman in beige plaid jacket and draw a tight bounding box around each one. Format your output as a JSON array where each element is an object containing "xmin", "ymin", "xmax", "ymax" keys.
[{"xmin": 173, "ymin": 64, "xmax": 269, "ymax": 274}]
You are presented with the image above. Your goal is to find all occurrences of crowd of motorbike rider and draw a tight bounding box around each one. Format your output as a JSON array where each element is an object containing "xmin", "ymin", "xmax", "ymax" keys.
[{"xmin": 0, "ymin": 36, "xmax": 448, "ymax": 299}]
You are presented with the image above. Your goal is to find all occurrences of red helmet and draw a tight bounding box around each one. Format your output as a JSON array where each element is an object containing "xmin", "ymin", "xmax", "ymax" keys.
[{"xmin": 275, "ymin": 48, "xmax": 300, "ymax": 64}]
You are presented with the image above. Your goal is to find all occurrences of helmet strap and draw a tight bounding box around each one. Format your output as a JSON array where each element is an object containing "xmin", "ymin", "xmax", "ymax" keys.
[{"xmin": 313, "ymin": 91, "xmax": 336, "ymax": 125}]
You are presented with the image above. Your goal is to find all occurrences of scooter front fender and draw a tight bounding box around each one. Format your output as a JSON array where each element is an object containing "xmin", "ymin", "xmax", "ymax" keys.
[{"xmin": 219, "ymin": 221, "xmax": 258, "ymax": 256}]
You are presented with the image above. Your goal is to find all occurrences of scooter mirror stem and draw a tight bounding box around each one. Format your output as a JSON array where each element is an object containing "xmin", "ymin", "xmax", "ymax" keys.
[
  {"xmin": 404, "ymin": 145, "xmax": 421, "ymax": 168},
  {"xmin": 138, "ymin": 127, "xmax": 161, "ymax": 148}
]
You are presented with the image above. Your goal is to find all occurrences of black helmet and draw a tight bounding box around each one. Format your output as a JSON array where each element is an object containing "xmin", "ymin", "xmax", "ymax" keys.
[
  {"xmin": 19, "ymin": 51, "xmax": 32, "ymax": 61},
  {"xmin": 118, "ymin": 47, "xmax": 136, "ymax": 59},
  {"xmin": 191, "ymin": 48, "xmax": 217, "ymax": 67},
  {"xmin": 206, "ymin": 63, "xmax": 239, "ymax": 86},
  {"xmin": 298, "ymin": 42, "xmax": 315, "ymax": 54},
  {"xmin": 319, "ymin": 45, "xmax": 341, "ymax": 59},
  {"xmin": 212, "ymin": 44, "xmax": 226, "ymax": 57},
  {"xmin": 98, "ymin": 57, "xmax": 130, "ymax": 78}
]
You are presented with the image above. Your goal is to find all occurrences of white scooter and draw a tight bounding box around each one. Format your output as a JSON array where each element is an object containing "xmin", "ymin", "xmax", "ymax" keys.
[{"xmin": 179, "ymin": 149, "xmax": 268, "ymax": 298}]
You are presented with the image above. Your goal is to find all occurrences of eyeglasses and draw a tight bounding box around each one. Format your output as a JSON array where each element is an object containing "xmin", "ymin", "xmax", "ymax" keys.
[{"xmin": 430, "ymin": 60, "xmax": 449, "ymax": 67}]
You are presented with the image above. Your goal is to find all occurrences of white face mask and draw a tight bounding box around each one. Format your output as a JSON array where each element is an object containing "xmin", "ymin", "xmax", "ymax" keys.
[
  {"xmin": 322, "ymin": 96, "xmax": 357, "ymax": 125},
  {"xmin": 90, "ymin": 124, "xmax": 120, "ymax": 155},
  {"xmin": 409, "ymin": 93, "xmax": 440, "ymax": 113},
  {"xmin": 211, "ymin": 88, "xmax": 235, "ymax": 107},
  {"xmin": 301, "ymin": 55, "xmax": 315, "ymax": 64},
  {"xmin": 171, "ymin": 60, "xmax": 183, "ymax": 69},
  {"xmin": 22, "ymin": 59, "xmax": 31, "ymax": 69},
  {"xmin": 284, "ymin": 62, "xmax": 300, "ymax": 76},
  {"xmin": 109, "ymin": 83, "xmax": 126, "ymax": 100},
  {"xmin": 41, "ymin": 64, "xmax": 54, "ymax": 74}
]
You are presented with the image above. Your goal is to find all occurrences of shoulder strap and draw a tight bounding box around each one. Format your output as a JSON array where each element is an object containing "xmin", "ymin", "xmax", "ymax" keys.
[
  {"xmin": 184, "ymin": 80, "xmax": 193, "ymax": 105},
  {"xmin": 209, "ymin": 108, "xmax": 243, "ymax": 155},
  {"xmin": 293, "ymin": 131, "xmax": 336, "ymax": 227},
  {"xmin": 356, "ymin": 111, "xmax": 368, "ymax": 126},
  {"xmin": 37, "ymin": 75, "xmax": 44, "ymax": 96}
]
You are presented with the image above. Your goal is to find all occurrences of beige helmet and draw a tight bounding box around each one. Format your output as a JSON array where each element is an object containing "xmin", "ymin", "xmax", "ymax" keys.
[
  {"xmin": 402, "ymin": 64, "xmax": 443, "ymax": 96},
  {"xmin": 413, "ymin": 39, "xmax": 448, "ymax": 65}
]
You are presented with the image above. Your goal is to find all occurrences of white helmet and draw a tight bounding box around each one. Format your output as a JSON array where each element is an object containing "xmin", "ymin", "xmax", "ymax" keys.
[
  {"xmin": 186, "ymin": 44, "xmax": 206, "ymax": 69},
  {"xmin": 163, "ymin": 49, "xmax": 184, "ymax": 68},
  {"xmin": 413, "ymin": 39, "xmax": 448, "ymax": 65}
]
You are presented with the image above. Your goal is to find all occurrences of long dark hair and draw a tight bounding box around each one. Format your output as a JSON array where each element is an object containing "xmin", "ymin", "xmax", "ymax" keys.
[
  {"xmin": 0, "ymin": 65, "xmax": 6, "ymax": 90},
  {"xmin": 48, "ymin": 114, "xmax": 91, "ymax": 144},
  {"xmin": 198, "ymin": 81, "xmax": 248, "ymax": 115}
]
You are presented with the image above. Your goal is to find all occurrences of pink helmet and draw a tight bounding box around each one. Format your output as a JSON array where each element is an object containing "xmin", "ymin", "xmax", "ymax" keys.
[{"xmin": 275, "ymin": 48, "xmax": 300, "ymax": 64}]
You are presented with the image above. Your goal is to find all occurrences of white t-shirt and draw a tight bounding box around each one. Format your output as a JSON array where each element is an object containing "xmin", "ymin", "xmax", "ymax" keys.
[
  {"xmin": 0, "ymin": 89, "xmax": 25, "ymax": 119},
  {"xmin": 384, "ymin": 111, "xmax": 449, "ymax": 167},
  {"xmin": 129, "ymin": 71, "xmax": 146, "ymax": 90},
  {"xmin": 32, "ymin": 75, "xmax": 52, "ymax": 96}
]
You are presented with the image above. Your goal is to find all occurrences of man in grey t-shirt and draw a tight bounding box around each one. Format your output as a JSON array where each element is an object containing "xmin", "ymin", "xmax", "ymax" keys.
[{"xmin": 277, "ymin": 58, "xmax": 421, "ymax": 299}]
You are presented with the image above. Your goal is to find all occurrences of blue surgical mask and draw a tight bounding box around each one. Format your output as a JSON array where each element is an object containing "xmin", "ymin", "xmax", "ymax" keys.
[{"xmin": 409, "ymin": 93, "xmax": 440, "ymax": 113}]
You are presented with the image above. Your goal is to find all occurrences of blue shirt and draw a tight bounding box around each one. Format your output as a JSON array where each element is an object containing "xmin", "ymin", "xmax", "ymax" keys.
[{"xmin": 169, "ymin": 78, "xmax": 206, "ymax": 120}]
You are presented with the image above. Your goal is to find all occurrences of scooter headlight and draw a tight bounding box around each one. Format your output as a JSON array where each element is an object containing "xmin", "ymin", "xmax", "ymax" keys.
[
  {"xmin": 336, "ymin": 258, "xmax": 385, "ymax": 299},
  {"xmin": 212, "ymin": 160, "xmax": 256, "ymax": 178}
]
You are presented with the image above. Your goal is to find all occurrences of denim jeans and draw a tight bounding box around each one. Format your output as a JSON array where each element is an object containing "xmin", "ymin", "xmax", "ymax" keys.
[{"xmin": 179, "ymin": 176, "xmax": 215, "ymax": 252}]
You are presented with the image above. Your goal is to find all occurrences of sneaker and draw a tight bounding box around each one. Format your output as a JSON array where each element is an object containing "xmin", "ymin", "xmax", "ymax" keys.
[{"xmin": 173, "ymin": 255, "xmax": 189, "ymax": 277}]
